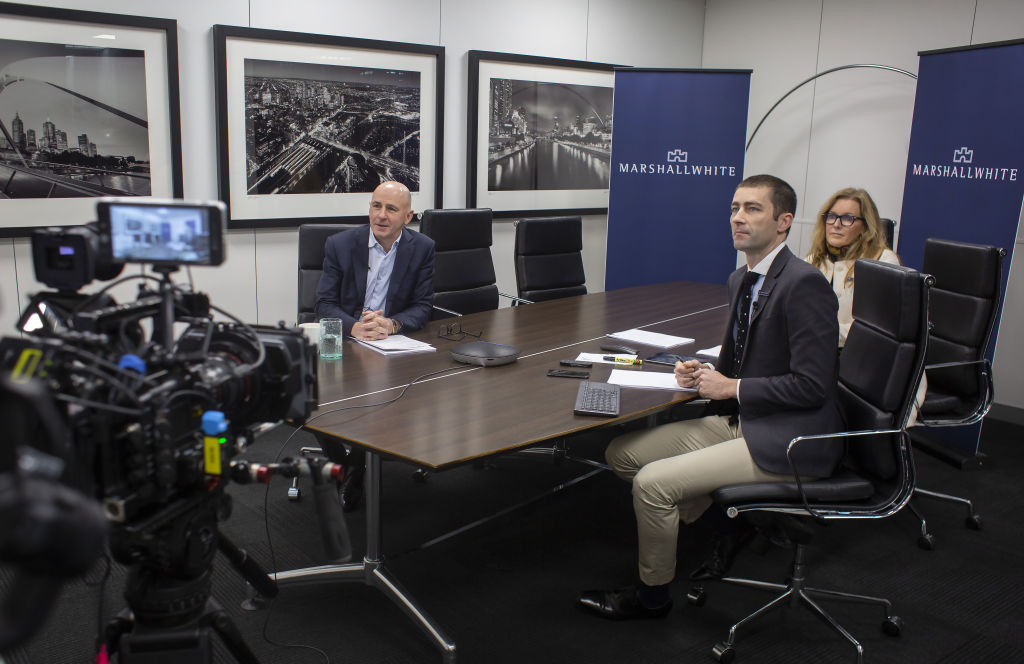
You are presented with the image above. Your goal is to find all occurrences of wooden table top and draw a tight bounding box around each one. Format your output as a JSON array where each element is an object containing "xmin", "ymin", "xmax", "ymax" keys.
[{"xmin": 305, "ymin": 281, "xmax": 729, "ymax": 469}]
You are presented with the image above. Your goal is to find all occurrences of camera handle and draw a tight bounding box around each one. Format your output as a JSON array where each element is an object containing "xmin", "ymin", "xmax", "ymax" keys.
[{"xmin": 151, "ymin": 265, "xmax": 180, "ymax": 351}]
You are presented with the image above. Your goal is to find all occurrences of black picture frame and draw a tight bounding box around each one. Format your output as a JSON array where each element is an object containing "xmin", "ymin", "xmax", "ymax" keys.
[
  {"xmin": 213, "ymin": 25, "xmax": 444, "ymax": 230},
  {"xmin": 0, "ymin": 1, "xmax": 183, "ymax": 238},
  {"xmin": 467, "ymin": 50, "xmax": 617, "ymax": 219}
]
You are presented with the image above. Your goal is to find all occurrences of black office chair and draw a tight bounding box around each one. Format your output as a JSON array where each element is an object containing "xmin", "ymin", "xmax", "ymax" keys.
[
  {"xmin": 291, "ymin": 222, "xmax": 362, "ymax": 501},
  {"xmin": 691, "ymin": 259, "xmax": 932, "ymax": 663},
  {"xmin": 879, "ymin": 217, "xmax": 896, "ymax": 249},
  {"xmin": 513, "ymin": 216, "xmax": 586, "ymax": 303},
  {"xmin": 907, "ymin": 238, "xmax": 1005, "ymax": 549},
  {"xmin": 419, "ymin": 208, "xmax": 529, "ymax": 320},
  {"xmin": 297, "ymin": 222, "xmax": 363, "ymax": 324}
]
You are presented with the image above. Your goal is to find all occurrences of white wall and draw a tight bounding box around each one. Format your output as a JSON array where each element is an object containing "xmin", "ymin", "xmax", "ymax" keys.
[
  {"xmin": 0, "ymin": 0, "xmax": 703, "ymax": 328},
  {"xmin": 702, "ymin": 0, "xmax": 1024, "ymax": 409},
  {"xmin": 2, "ymin": 0, "xmax": 1023, "ymax": 409}
]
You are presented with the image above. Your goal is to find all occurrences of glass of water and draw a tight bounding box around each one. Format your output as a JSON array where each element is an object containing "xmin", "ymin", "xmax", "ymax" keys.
[{"xmin": 319, "ymin": 318, "xmax": 344, "ymax": 360}]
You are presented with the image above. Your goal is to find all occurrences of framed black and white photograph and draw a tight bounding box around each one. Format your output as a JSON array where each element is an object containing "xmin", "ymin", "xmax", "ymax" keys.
[
  {"xmin": 213, "ymin": 25, "xmax": 444, "ymax": 229},
  {"xmin": 467, "ymin": 50, "xmax": 616, "ymax": 218},
  {"xmin": 0, "ymin": 2, "xmax": 182, "ymax": 237}
]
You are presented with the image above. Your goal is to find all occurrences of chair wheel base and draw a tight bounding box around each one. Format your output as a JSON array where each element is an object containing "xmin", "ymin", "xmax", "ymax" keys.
[
  {"xmin": 917, "ymin": 533, "xmax": 936, "ymax": 550},
  {"xmin": 883, "ymin": 615, "xmax": 904, "ymax": 636},
  {"xmin": 686, "ymin": 586, "xmax": 706, "ymax": 607},
  {"xmin": 712, "ymin": 642, "xmax": 736, "ymax": 663},
  {"xmin": 965, "ymin": 514, "xmax": 982, "ymax": 530},
  {"xmin": 286, "ymin": 486, "xmax": 301, "ymax": 501}
]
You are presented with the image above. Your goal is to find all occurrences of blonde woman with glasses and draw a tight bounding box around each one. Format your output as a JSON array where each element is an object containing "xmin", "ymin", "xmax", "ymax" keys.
[{"xmin": 805, "ymin": 187, "xmax": 900, "ymax": 347}]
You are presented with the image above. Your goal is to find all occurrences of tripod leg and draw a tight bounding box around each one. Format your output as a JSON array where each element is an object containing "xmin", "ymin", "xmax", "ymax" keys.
[
  {"xmin": 201, "ymin": 601, "xmax": 262, "ymax": 664},
  {"xmin": 103, "ymin": 613, "xmax": 134, "ymax": 658}
]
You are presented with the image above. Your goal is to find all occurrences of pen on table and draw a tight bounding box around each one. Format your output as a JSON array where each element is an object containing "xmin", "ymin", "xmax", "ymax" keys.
[{"xmin": 603, "ymin": 356, "xmax": 642, "ymax": 365}]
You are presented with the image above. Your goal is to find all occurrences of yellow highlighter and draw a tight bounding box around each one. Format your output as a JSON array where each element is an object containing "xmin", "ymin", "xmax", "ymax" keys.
[{"xmin": 603, "ymin": 355, "xmax": 642, "ymax": 366}]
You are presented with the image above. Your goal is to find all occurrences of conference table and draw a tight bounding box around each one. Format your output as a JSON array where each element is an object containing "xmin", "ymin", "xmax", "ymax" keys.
[{"xmin": 273, "ymin": 281, "xmax": 730, "ymax": 662}]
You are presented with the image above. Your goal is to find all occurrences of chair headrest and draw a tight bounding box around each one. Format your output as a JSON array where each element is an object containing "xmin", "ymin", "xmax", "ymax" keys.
[
  {"xmin": 922, "ymin": 237, "xmax": 1004, "ymax": 298},
  {"xmin": 879, "ymin": 218, "xmax": 896, "ymax": 249},
  {"xmin": 420, "ymin": 208, "xmax": 493, "ymax": 251},
  {"xmin": 851, "ymin": 259, "xmax": 929, "ymax": 342},
  {"xmin": 298, "ymin": 223, "xmax": 362, "ymax": 269},
  {"xmin": 515, "ymin": 216, "xmax": 583, "ymax": 255}
]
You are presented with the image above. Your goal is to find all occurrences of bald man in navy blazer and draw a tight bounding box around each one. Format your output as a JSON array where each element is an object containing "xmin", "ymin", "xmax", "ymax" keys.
[
  {"xmin": 315, "ymin": 181, "xmax": 435, "ymax": 340},
  {"xmin": 579, "ymin": 174, "xmax": 841, "ymax": 621}
]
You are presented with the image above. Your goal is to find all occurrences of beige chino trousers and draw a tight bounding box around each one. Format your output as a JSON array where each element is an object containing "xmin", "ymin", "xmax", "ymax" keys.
[{"xmin": 606, "ymin": 415, "xmax": 800, "ymax": 586}]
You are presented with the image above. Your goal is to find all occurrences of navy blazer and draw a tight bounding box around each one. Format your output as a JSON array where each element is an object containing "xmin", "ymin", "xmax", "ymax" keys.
[
  {"xmin": 713, "ymin": 245, "xmax": 844, "ymax": 478},
  {"xmin": 314, "ymin": 225, "xmax": 435, "ymax": 337}
]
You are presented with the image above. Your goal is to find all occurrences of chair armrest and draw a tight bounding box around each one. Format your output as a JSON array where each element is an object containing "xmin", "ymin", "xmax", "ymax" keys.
[
  {"xmin": 918, "ymin": 358, "xmax": 993, "ymax": 427},
  {"xmin": 499, "ymin": 291, "xmax": 534, "ymax": 305},
  {"xmin": 924, "ymin": 357, "xmax": 990, "ymax": 372},
  {"xmin": 783, "ymin": 428, "xmax": 902, "ymax": 520},
  {"xmin": 432, "ymin": 304, "xmax": 463, "ymax": 317}
]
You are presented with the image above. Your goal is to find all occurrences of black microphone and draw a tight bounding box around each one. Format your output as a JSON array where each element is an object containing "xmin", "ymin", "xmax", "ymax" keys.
[
  {"xmin": 309, "ymin": 459, "xmax": 353, "ymax": 563},
  {"xmin": 0, "ymin": 475, "xmax": 107, "ymax": 652},
  {"xmin": 0, "ymin": 572, "xmax": 64, "ymax": 652}
]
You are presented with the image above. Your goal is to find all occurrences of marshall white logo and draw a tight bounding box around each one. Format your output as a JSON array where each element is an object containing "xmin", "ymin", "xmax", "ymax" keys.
[
  {"xmin": 912, "ymin": 146, "xmax": 1017, "ymax": 182},
  {"xmin": 619, "ymin": 148, "xmax": 737, "ymax": 177},
  {"xmin": 953, "ymin": 147, "xmax": 973, "ymax": 163}
]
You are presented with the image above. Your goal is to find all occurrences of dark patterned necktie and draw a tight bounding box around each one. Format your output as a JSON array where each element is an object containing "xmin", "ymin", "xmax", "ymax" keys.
[{"xmin": 732, "ymin": 270, "xmax": 760, "ymax": 377}]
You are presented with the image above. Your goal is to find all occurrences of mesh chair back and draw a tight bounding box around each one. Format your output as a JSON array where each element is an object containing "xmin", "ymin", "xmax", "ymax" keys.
[
  {"xmin": 920, "ymin": 238, "xmax": 1004, "ymax": 411},
  {"xmin": 297, "ymin": 223, "xmax": 362, "ymax": 324},
  {"xmin": 514, "ymin": 216, "xmax": 587, "ymax": 303},
  {"xmin": 419, "ymin": 208, "xmax": 498, "ymax": 319},
  {"xmin": 840, "ymin": 259, "xmax": 931, "ymax": 480}
]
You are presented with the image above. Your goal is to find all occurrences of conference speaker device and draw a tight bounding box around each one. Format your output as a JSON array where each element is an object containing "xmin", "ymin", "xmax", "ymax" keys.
[{"xmin": 450, "ymin": 341, "xmax": 520, "ymax": 367}]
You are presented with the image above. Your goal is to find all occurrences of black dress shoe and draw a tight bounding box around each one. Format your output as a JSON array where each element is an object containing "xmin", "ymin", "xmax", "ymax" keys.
[
  {"xmin": 340, "ymin": 463, "xmax": 365, "ymax": 512},
  {"xmin": 577, "ymin": 587, "xmax": 673, "ymax": 620},
  {"xmin": 341, "ymin": 481, "xmax": 362, "ymax": 512},
  {"xmin": 689, "ymin": 529, "xmax": 753, "ymax": 581}
]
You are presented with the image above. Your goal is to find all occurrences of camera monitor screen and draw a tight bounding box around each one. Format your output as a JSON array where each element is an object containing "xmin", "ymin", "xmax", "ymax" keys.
[{"xmin": 97, "ymin": 199, "xmax": 226, "ymax": 266}]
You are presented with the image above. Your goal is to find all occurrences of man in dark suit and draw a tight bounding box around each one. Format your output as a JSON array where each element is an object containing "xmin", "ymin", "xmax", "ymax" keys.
[
  {"xmin": 314, "ymin": 180, "xmax": 434, "ymax": 511},
  {"xmin": 315, "ymin": 180, "xmax": 435, "ymax": 340},
  {"xmin": 579, "ymin": 174, "xmax": 841, "ymax": 620}
]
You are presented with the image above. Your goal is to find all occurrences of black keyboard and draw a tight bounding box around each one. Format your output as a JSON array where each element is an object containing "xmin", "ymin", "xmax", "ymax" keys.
[{"xmin": 573, "ymin": 381, "xmax": 621, "ymax": 417}]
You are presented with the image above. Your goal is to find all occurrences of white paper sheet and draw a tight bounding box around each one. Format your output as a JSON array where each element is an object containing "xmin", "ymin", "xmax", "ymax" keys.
[
  {"xmin": 607, "ymin": 369, "xmax": 696, "ymax": 391},
  {"xmin": 608, "ymin": 329, "xmax": 694, "ymax": 348},
  {"xmin": 697, "ymin": 345, "xmax": 722, "ymax": 358},
  {"xmin": 355, "ymin": 335, "xmax": 436, "ymax": 355}
]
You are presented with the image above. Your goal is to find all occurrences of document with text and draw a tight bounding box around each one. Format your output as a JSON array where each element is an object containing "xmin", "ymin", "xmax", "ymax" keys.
[{"xmin": 356, "ymin": 335, "xmax": 436, "ymax": 355}]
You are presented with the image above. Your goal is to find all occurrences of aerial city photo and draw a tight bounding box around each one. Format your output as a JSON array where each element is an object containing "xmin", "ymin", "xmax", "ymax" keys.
[
  {"xmin": 488, "ymin": 77, "xmax": 613, "ymax": 192},
  {"xmin": 244, "ymin": 58, "xmax": 421, "ymax": 196},
  {"xmin": 0, "ymin": 39, "xmax": 152, "ymax": 199}
]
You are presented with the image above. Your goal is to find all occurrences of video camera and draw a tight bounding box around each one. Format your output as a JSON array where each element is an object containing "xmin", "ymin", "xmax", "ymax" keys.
[{"xmin": 0, "ymin": 198, "xmax": 320, "ymax": 660}]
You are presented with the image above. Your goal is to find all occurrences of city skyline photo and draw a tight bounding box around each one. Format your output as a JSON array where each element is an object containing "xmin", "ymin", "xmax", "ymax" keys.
[
  {"xmin": 487, "ymin": 76, "xmax": 613, "ymax": 192},
  {"xmin": 244, "ymin": 58, "xmax": 421, "ymax": 196},
  {"xmin": 0, "ymin": 37, "xmax": 152, "ymax": 198}
]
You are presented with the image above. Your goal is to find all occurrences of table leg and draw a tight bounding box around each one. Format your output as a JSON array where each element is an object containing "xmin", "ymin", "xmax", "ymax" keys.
[{"xmin": 271, "ymin": 451, "xmax": 457, "ymax": 663}]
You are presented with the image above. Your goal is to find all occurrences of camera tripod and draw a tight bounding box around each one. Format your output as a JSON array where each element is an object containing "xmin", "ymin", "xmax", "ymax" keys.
[{"xmin": 103, "ymin": 502, "xmax": 278, "ymax": 663}]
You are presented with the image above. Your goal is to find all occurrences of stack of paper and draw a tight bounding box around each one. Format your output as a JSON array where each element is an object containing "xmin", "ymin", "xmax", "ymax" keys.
[
  {"xmin": 608, "ymin": 328, "xmax": 694, "ymax": 348},
  {"xmin": 356, "ymin": 335, "xmax": 436, "ymax": 355}
]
